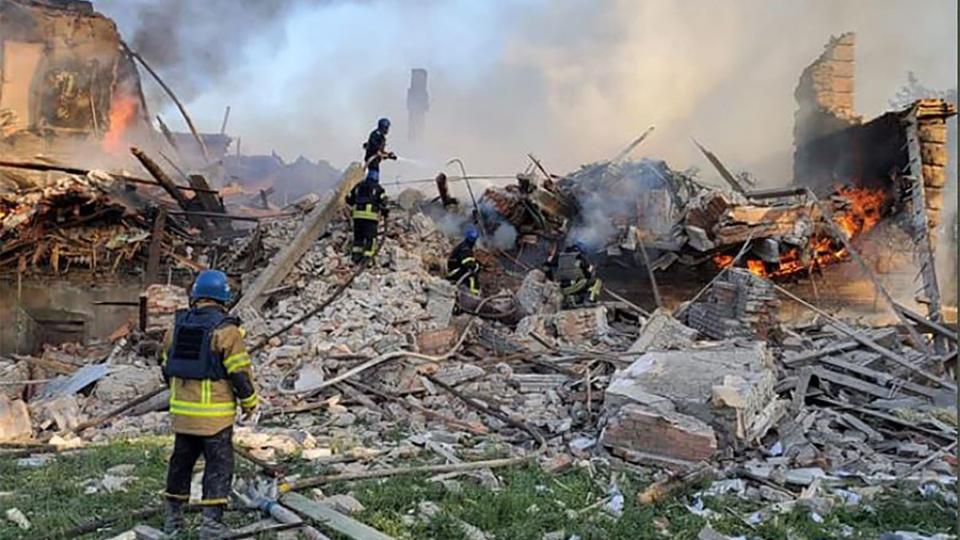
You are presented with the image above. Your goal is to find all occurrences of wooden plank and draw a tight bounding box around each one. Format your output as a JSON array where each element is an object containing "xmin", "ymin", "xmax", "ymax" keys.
[
  {"xmin": 232, "ymin": 163, "xmax": 364, "ymax": 314},
  {"xmin": 145, "ymin": 208, "xmax": 166, "ymax": 285},
  {"xmin": 817, "ymin": 355, "xmax": 939, "ymax": 399},
  {"xmin": 281, "ymin": 492, "xmax": 396, "ymax": 540},
  {"xmin": 812, "ymin": 367, "xmax": 901, "ymax": 400}
]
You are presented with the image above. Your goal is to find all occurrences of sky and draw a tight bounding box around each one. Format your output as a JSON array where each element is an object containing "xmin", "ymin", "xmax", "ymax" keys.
[{"xmin": 95, "ymin": 0, "xmax": 958, "ymax": 185}]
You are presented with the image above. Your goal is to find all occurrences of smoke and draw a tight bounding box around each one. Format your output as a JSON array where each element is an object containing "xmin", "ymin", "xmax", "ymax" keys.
[
  {"xmin": 96, "ymin": 0, "xmax": 318, "ymax": 102},
  {"xmin": 568, "ymin": 159, "xmax": 671, "ymax": 250},
  {"xmin": 490, "ymin": 223, "xmax": 518, "ymax": 251},
  {"xmin": 93, "ymin": 0, "xmax": 957, "ymax": 184}
]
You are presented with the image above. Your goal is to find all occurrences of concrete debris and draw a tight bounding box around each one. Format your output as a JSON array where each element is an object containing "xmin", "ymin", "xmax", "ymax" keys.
[
  {"xmin": 30, "ymin": 394, "xmax": 83, "ymax": 432},
  {"xmin": 602, "ymin": 404, "xmax": 718, "ymax": 466},
  {"xmin": 4, "ymin": 508, "xmax": 31, "ymax": 531},
  {"xmin": 685, "ymin": 269, "xmax": 780, "ymax": 340},
  {"xmin": 629, "ymin": 308, "xmax": 698, "ymax": 354},
  {"xmin": 0, "ymin": 396, "xmax": 32, "ymax": 442},
  {"xmin": 322, "ymin": 494, "xmax": 366, "ymax": 514},
  {"xmin": 516, "ymin": 269, "xmax": 563, "ymax": 316},
  {"xmin": 93, "ymin": 366, "xmax": 164, "ymax": 404}
]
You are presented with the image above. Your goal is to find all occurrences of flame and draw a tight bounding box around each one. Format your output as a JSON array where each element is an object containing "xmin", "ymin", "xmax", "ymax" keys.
[
  {"xmin": 102, "ymin": 94, "xmax": 138, "ymax": 153},
  {"xmin": 832, "ymin": 186, "xmax": 885, "ymax": 238},
  {"xmin": 712, "ymin": 186, "xmax": 886, "ymax": 279}
]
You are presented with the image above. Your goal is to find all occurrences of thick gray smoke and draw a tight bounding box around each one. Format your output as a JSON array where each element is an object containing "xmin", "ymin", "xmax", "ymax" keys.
[
  {"xmin": 94, "ymin": 0, "xmax": 957, "ymax": 187},
  {"xmin": 568, "ymin": 159, "xmax": 671, "ymax": 250},
  {"xmin": 97, "ymin": 0, "xmax": 318, "ymax": 102}
]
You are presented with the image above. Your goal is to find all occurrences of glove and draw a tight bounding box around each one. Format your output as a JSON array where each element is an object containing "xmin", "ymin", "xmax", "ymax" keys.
[
  {"xmin": 387, "ymin": 152, "xmax": 397, "ymax": 160},
  {"xmin": 240, "ymin": 406, "xmax": 260, "ymax": 427}
]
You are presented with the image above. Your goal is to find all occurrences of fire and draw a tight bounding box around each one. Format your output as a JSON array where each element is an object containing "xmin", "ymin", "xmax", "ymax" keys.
[
  {"xmin": 832, "ymin": 186, "xmax": 885, "ymax": 238},
  {"xmin": 711, "ymin": 186, "xmax": 886, "ymax": 279},
  {"xmin": 102, "ymin": 94, "xmax": 138, "ymax": 153}
]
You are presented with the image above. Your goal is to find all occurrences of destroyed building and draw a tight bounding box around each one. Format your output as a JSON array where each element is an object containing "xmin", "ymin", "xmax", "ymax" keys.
[
  {"xmin": 0, "ymin": 10, "xmax": 956, "ymax": 538},
  {"xmin": 0, "ymin": 0, "xmax": 153, "ymax": 159}
]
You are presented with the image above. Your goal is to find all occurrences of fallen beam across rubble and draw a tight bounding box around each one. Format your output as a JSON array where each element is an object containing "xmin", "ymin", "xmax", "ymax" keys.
[
  {"xmin": 232, "ymin": 163, "xmax": 364, "ymax": 314},
  {"xmin": 0, "ymin": 159, "xmax": 219, "ymax": 194}
]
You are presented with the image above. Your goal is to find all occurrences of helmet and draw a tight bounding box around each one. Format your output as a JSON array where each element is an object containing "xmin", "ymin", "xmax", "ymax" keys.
[
  {"xmin": 366, "ymin": 169, "xmax": 380, "ymax": 183},
  {"xmin": 465, "ymin": 226, "xmax": 479, "ymax": 242},
  {"xmin": 572, "ymin": 240, "xmax": 588, "ymax": 253},
  {"xmin": 191, "ymin": 269, "xmax": 231, "ymax": 303},
  {"xmin": 377, "ymin": 117, "xmax": 391, "ymax": 133}
]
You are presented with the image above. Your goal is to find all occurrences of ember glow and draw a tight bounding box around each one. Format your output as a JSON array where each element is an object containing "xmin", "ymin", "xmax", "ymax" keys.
[
  {"xmin": 102, "ymin": 94, "xmax": 138, "ymax": 153},
  {"xmin": 713, "ymin": 186, "xmax": 887, "ymax": 278}
]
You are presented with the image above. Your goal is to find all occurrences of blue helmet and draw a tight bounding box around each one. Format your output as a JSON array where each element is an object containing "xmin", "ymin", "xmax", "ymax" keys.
[
  {"xmin": 465, "ymin": 226, "xmax": 479, "ymax": 243},
  {"xmin": 377, "ymin": 117, "xmax": 391, "ymax": 133},
  {"xmin": 191, "ymin": 269, "xmax": 231, "ymax": 303},
  {"xmin": 365, "ymin": 169, "xmax": 380, "ymax": 183}
]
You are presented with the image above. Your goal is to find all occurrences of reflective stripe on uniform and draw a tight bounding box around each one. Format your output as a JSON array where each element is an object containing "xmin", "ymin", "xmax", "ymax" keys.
[
  {"xmin": 169, "ymin": 400, "xmax": 236, "ymax": 417},
  {"xmin": 588, "ymin": 279, "xmax": 602, "ymax": 301},
  {"xmin": 224, "ymin": 352, "xmax": 251, "ymax": 374},
  {"xmin": 563, "ymin": 279, "xmax": 587, "ymax": 295},
  {"xmin": 352, "ymin": 203, "xmax": 379, "ymax": 221},
  {"xmin": 198, "ymin": 498, "xmax": 230, "ymax": 506},
  {"xmin": 169, "ymin": 377, "xmax": 237, "ymax": 418},
  {"xmin": 239, "ymin": 393, "xmax": 259, "ymax": 408}
]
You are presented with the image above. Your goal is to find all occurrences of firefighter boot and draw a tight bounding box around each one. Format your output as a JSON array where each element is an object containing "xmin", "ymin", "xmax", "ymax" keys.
[
  {"xmin": 163, "ymin": 500, "xmax": 185, "ymax": 535},
  {"xmin": 198, "ymin": 506, "xmax": 229, "ymax": 539}
]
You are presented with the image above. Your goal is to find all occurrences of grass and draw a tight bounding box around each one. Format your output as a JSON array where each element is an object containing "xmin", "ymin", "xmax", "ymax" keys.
[{"xmin": 0, "ymin": 437, "xmax": 954, "ymax": 539}]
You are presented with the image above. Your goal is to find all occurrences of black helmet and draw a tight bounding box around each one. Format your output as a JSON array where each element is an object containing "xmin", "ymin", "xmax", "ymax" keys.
[{"xmin": 377, "ymin": 117, "xmax": 391, "ymax": 133}]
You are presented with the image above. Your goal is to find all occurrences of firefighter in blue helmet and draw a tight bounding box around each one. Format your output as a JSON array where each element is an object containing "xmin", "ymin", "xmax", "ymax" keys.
[
  {"xmin": 346, "ymin": 169, "xmax": 389, "ymax": 263},
  {"xmin": 545, "ymin": 241, "xmax": 601, "ymax": 308},
  {"xmin": 161, "ymin": 269, "xmax": 259, "ymax": 538},
  {"xmin": 447, "ymin": 227, "xmax": 481, "ymax": 295},
  {"xmin": 363, "ymin": 117, "xmax": 397, "ymax": 172}
]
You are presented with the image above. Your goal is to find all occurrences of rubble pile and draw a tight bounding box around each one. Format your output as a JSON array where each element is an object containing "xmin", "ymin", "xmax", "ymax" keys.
[{"xmin": 0, "ymin": 183, "xmax": 954, "ymax": 537}]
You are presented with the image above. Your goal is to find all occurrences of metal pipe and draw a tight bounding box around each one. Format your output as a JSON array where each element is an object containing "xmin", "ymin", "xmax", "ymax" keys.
[{"xmin": 446, "ymin": 158, "xmax": 488, "ymax": 241}]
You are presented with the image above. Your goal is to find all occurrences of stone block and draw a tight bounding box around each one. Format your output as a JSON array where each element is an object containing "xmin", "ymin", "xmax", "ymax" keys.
[
  {"xmin": 0, "ymin": 396, "xmax": 32, "ymax": 442},
  {"xmin": 918, "ymin": 124, "xmax": 948, "ymax": 143},
  {"xmin": 629, "ymin": 308, "xmax": 698, "ymax": 354},
  {"xmin": 602, "ymin": 404, "xmax": 717, "ymax": 464},
  {"xmin": 516, "ymin": 269, "xmax": 562, "ymax": 316},
  {"xmin": 922, "ymin": 165, "xmax": 946, "ymax": 188},
  {"xmin": 553, "ymin": 307, "xmax": 609, "ymax": 342},
  {"xmin": 417, "ymin": 327, "xmax": 459, "ymax": 355},
  {"xmin": 921, "ymin": 143, "xmax": 948, "ymax": 167},
  {"xmin": 94, "ymin": 366, "xmax": 163, "ymax": 404}
]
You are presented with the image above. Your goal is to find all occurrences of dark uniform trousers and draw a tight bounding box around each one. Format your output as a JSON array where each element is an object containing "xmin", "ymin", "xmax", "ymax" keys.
[
  {"xmin": 166, "ymin": 426, "xmax": 234, "ymax": 505},
  {"xmin": 352, "ymin": 219, "xmax": 379, "ymax": 261}
]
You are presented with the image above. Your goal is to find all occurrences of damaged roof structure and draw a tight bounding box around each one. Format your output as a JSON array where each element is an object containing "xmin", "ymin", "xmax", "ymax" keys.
[{"xmin": 0, "ymin": 6, "xmax": 956, "ymax": 537}]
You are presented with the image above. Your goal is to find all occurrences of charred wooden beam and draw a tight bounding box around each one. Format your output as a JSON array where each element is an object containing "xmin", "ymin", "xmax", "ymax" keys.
[
  {"xmin": 0, "ymin": 160, "xmax": 219, "ymax": 194},
  {"xmin": 692, "ymin": 138, "xmax": 748, "ymax": 196},
  {"xmin": 145, "ymin": 208, "xmax": 167, "ymax": 284},
  {"xmin": 124, "ymin": 44, "xmax": 211, "ymax": 162}
]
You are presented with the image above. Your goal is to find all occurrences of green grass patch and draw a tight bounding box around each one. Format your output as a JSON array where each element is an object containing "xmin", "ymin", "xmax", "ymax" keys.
[
  {"xmin": 0, "ymin": 437, "xmax": 953, "ymax": 540},
  {"xmin": 0, "ymin": 437, "xmax": 171, "ymax": 539}
]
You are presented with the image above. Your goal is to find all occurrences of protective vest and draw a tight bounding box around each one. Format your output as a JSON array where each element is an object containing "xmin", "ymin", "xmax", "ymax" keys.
[
  {"xmin": 164, "ymin": 307, "xmax": 238, "ymax": 381},
  {"xmin": 351, "ymin": 182, "xmax": 384, "ymax": 221},
  {"xmin": 556, "ymin": 252, "xmax": 586, "ymax": 282}
]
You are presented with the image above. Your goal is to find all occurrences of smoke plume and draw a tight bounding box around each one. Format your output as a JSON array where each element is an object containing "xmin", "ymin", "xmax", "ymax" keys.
[{"xmin": 93, "ymin": 0, "xmax": 957, "ymax": 187}]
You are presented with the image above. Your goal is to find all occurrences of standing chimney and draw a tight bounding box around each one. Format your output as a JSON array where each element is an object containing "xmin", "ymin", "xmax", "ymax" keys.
[{"xmin": 407, "ymin": 68, "xmax": 429, "ymax": 142}]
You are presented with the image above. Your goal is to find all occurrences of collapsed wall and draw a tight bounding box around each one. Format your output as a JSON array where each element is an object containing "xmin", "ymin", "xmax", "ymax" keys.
[
  {"xmin": 793, "ymin": 32, "xmax": 861, "ymax": 184},
  {"xmin": 792, "ymin": 32, "xmax": 956, "ymax": 232},
  {"xmin": 0, "ymin": 0, "xmax": 150, "ymax": 160}
]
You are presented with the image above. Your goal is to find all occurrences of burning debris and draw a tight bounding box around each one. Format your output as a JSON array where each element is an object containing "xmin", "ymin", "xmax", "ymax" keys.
[{"xmin": 0, "ymin": 4, "xmax": 955, "ymax": 537}]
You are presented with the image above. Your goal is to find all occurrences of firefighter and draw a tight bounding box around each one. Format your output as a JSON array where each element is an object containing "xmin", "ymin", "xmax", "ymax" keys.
[
  {"xmin": 161, "ymin": 269, "xmax": 258, "ymax": 538},
  {"xmin": 447, "ymin": 227, "xmax": 481, "ymax": 295},
  {"xmin": 363, "ymin": 117, "xmax": 397, "ymax": 172},
  {"xmin": 346, "ymin": 169, "xmax": 389, "ymax": 263},
  {"xmin": 545, "ymin": 241, "xmax": 602, "ymax": 308}
]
